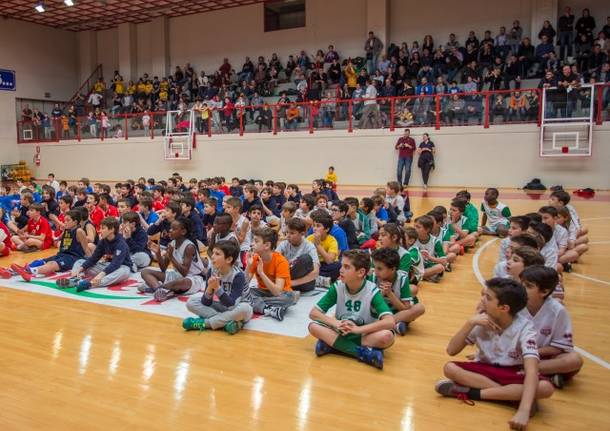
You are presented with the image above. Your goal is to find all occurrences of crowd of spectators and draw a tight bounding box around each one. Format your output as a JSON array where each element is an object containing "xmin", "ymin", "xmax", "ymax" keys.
[{"xmin": 21, "ymin": 8, "xmax": 610, "ymax": 137}]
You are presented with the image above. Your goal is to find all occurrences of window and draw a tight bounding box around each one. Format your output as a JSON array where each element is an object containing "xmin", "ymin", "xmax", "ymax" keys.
[{"xmin": 264, "ymin": 0, "xmax": 305, "ymax": 32}]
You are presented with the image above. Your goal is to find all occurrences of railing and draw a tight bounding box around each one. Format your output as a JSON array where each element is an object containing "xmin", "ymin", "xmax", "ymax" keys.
[
  {"xmin": 16, "ymin": 84, "xmax": 610, "ymax": 144},
  {"xmin": 69, "ymin": 64, "xmax": 104, "ymax": 104}
]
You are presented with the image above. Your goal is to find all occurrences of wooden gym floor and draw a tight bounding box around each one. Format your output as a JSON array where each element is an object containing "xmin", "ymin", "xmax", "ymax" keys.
[{"xmin": 1, "ymin": 187, "xmax": 609, "ymax": 431}]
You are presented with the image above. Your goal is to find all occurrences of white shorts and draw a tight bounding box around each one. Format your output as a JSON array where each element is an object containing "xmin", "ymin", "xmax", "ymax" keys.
[{"xmin": 165, "ymin": 270, "xmax": 206, "ymax": 295}]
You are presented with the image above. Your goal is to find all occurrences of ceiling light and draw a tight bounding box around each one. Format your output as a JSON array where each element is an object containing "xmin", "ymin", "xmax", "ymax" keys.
[
  {"xmin": 64, "ymin": 0, "xmax": 75, "ymax": 6},
  {"xmin": 34, "ymin": 2, "xmax": 45, "ymax": 12}
]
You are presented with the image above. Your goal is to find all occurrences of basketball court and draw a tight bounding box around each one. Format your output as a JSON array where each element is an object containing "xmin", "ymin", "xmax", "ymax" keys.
[{"xmin": 1, "ymin": 187, "xmax": 609, "ymax": 431}]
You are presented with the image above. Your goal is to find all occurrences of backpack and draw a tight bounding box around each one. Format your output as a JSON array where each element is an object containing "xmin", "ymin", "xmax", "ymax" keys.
[{"xmin": 523, "ymin": 178, "xmax": 546, "ymax": 190}]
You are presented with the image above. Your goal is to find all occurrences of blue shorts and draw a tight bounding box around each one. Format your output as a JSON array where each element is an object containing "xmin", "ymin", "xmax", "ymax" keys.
[{"xmin": 45, "ymin": 253, "xmax": 79, "ymax": 272}]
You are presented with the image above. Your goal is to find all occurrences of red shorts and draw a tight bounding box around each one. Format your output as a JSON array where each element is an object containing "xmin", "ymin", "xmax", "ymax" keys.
[
  {"xmin": 1, "ymin": 245, "xmax": 9, "ymax": 257},
  {"xmin": 453, "ymin": 361, "xmax": 548, "ymax": 386}
]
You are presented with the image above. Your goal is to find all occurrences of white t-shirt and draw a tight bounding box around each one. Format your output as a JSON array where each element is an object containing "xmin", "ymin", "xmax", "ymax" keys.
[
  {"xmin": 519, "ymin": 298, "xmax": 574, "ymax": 352},
  {"xmin": 552, "ymin": 224, "xmax": 569, "ymax": 251},
  {"xmin": 276, "ymin": 239, "xmax": 320, "ymax": 266},
  {"xmin": 566, "ymin": 204, "xmax": 581, "ymax": 230},
  {"xmin": 235, "ymin": 214, "xmax": 251, "ymax": 252},
  {"xmin": 47, "ymin": 180, "xmax": 60, "ymax": 193},
  {"xmin": 481, "ymin": 201, "xmax": 511, "ymax": 229},
  {"xmin": 498, "ymin": 237, "xmax": 511, "ymax": 262},
  {"xmin": 466, "ymin": 313, "xmax": 540, "ymax": 366},
  {"xmin": 541, "ymin": 241, "xmax": 559, "ymax": 268}
]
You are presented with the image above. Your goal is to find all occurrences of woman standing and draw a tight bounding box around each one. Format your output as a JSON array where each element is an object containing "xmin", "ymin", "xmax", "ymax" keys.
[{"xmin": 417, "ymin": 133, "xmax": 436, "ymax": 190}]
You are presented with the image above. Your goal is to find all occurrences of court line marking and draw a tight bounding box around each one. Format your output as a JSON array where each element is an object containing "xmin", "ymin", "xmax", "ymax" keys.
[
  {"xmin": 582, "ymin": 217, "xmax": 610, "ymax": 221},
  {"xmin": 570, "ymin": 273, "xmax": 610, "ymax": 287},
  {"xmin": 472, "ymin": 238, "xmax": 610, "ymax": 371},
  {"xmin": 589, "ymin": 241, "xmax": 610, "ymax": 245}
]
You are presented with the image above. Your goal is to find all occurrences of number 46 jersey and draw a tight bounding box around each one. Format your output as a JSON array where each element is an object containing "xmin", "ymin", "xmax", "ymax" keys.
[{"xmin": 314, "ymin": 279, "xmax": 392, "ymax": 326}]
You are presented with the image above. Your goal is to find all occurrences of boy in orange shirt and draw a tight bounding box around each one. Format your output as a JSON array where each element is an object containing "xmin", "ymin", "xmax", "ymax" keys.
[{"xmin": 246, "ymin": 227, "xmax": 298, "ymax": 321}]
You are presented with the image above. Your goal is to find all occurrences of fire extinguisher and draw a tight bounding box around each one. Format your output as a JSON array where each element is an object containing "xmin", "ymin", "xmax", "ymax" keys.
[{"xmin": 34, "ymin": 146, "xmax": 41, "ymax": 167}]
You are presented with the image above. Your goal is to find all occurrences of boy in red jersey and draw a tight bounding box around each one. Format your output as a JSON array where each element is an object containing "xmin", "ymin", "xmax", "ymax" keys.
[{"xmin": 11, "ymin": 204, "xmax": 53, "ymax": 252}]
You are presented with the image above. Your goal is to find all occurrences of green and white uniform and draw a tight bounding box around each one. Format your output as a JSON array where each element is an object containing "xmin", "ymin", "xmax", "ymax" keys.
[
  {"xmin": 440, "ymin": 222, "xmax": 456, "ymax": 243},
  {"xmin": 415, "ymin": 234, "xmax": 445, "ymax": 268},
  {"xmin": 315, "ymin": 279, "xmax": 392, "ymax": 326},
  {"xmin": 406, "ymin": 244, "xmax": 424, "ymax": 282},
  {"xmin": 464, "ymin": 202, "xmax": 479, "ymax": 232},
  {"xmin": 368, "ymin": 270, "xmax": 419, "ymax": 313},
  {"xmin": 481, "ymin": 201, "xmax": 511, "ymax": 232}
]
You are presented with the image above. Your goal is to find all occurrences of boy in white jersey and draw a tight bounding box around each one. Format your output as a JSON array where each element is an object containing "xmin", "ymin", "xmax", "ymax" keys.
[
  {"xmin": 479, "ymin": 188, "xmax": 511, "ymax": 237},
  {"xmin": 404, "ymin": 227, "xmax": 425, "ymax": 287},
  {"xmin": 370, "ymin": 248, "xmax": 425, "ymax": 335},
  {"xmin": 539, "ymin": 206, "xmax": 579, "ymax": 272},
  {"xmin": 435, "ymin": 278, "xmax": 554, "ymax": 429},
  {"xmin": 528, "ymin": 222, "xmax": 560, "ymax": 273},
  {"xmin": 549, "ymin": 190, "xmax": 588, "ymax": 243},
  {"xmin": 494, "ymin": 234, "xmax": 540, "ymax": 279},
  {"xmin": 247, "ymin": 204, "xmax": 267, "ymax": 248},
  {"xmin": 140, "ymin": 217, "xmax": 206, "ymax": 302},
  {"xmin": 556, "ymin": 207, "xmax": 589, "ymax": 258},
  {"xmin": 309, "ymin": 250, "xmax": 395, "ymax": 369},
  {"xmin": 183, "ymin": 240, "xmax": 253, "ymax": 335},
  {"xmin": 414, "ymin": 215, "xmax": 446, "ymax": 282},
  {"xmin": 519, "ymin": 266, "xmax": 582, "ymax": 388},
  {"xmin": 497, "ymin": 216, "xmax": 530, "ymax": 265}
]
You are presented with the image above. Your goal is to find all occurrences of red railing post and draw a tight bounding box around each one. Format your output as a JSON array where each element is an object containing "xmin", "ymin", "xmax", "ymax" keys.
[
  {"xmin": 434, "ymin": 96, "xmax": 441, "ymax": 130},
  {"xmin": 484, "ymin": 93, "xmax": 490, "ymax": 128},
  {"xmin": 273, "ymin": 105, "xmax": 278, "ymax": 135},
  {"xmin": 348, "ymin": 100, "xmax": 353, "ymax": 133},
  {"xmin": 77, "ymin": 118, "xmax": 81, "ymax": 142},
  {"xmin": 595, "ymin": 85, "xmax": 603, "ymax": 126},
  {"xmin": 239, "ymin": 107, "xmax": 244, "ymax": 136},
  {"xmin": 309, "ymin": 103, "xmax": 314, "ymax": 134},
  {"xmin": 390, "ymin": 98, "xmax": 395, "ymax": 131},
  {"xmin": 124, "ymin": 115, "xmax": 129, "ymax": 141}
]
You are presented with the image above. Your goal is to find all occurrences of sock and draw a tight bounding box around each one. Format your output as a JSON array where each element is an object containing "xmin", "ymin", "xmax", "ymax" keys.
[
  {"xmin": 332, "ymin": 335, "xmax": 359, "ymax": 358},
  {"xmin": 467, "ymin": 388, "xmax": 481, "ymax": 400}
]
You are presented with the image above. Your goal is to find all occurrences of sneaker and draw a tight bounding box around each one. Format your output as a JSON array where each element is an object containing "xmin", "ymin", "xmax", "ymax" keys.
[
  {"xmin": 10, "ymin": 263, "xmax": 32, "ymax": 282},
  {"xmin": 355, "ymin": 346, "xmax": 384, "ymax": 369},
  {"xmin": 29, "ymin": 259, "xmax": 46, "ymax": 269},
  {"xmin": 435, "ymin": 379, "xmax": 474, "ymax": 405},
  {"xmin": 265, "ymin": 305, "xmax": 287, "ymax": 321},
  {"xmin": 224, "ymin": 320, "xmax": 244, "ymax": 335},
  {"xmin": 0, "ymin": 267, "xmax": 12, "ymax": 279},
  {"xmin": 445, "ymin": 263, "xmax": 453, "ymax": 273},
  {"xmin": 76, "ymin": 279, "xmax": 92, "ymax": 292},
  {"xmin": 182, "ymin": 317, "xmax": 207, "ymax": 331},
  {"xmin": 315, "ymin": 340, "xmax": 333, "ymax": 357},
  {"xmin": 562, "ymin": 262, "xmax": 573, "ymax": 273},
  {"xmin": 551, "ymin": 373, "xmax": 565, "ymax": 389},
  {"xmin": 154, "ymin": 287, "xmax": 176, "ymax": 302},
  {"xmin": 395, "ymin": 321, "xmax": 410, "ymax": 336},
  {"xmin": 291, "ymin": 290, "xmax": 301, "ymax": 305},
  {"xmin": 56, "ymin": 277, "xmax": 79, "ymax": 288},
  {"xmin": 429, "ymin": 273, "xmax": 443, "ymax": 283},
  {"xmin": 137, "ymin": 284, "xmax": 156, "ymax": 294}
]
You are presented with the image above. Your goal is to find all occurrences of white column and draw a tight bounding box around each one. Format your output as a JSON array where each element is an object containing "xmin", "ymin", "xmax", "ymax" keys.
[
  {"xmin": 150, "ymin": 17, "xmax": 170, "ymax": 79},
  {"xmin": 118, "ymin": 23, "xmax": 138, "ymax": 81},
  {"xmin": 366, "ymin": 0, "xmax": 390, "ymax": 49},
  {"xmin": 77, "ymin": 30, "xmax": 98, "ymax": 84}
]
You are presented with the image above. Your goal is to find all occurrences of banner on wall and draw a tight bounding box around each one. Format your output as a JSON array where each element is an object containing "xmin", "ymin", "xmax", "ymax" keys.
[{"xmin": 0, "ymin": 69, "xmax": 16, "ymax": 91}]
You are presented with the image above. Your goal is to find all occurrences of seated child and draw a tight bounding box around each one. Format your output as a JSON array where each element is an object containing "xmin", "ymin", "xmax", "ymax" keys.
[
  {"xmin": 246, "ymin": 227, "xmax": 298, "ymax": 321},
  {"xmin": 360, "ymin": 197, "xmax": 378, "ymax": 236},
  {"xmin": 414, "ymin": 215, "xmax": 446, "ymax": 282},
  {"xmin": 519, "ymin": 265, "xmax": 583, "ymax": 388},
  {"xmin": 7, "ymin": 192, "xmax": 32, "ymax": 234},
  {"xmin": 528, "ymin": 221, "xmax": 559, "ymax": 272},
  {"xmin": 140, "ymin": 217, "xmax": 206, "ymax": 302},
  {"xmin": 376, "ymin": 223, "xmax": 410, "ymax": 272},
  {"xmin": 539, "ymin": 206, "xmax": 578, "ymax": 271},
  {"xmin": 308, "ymin": 210, "xmax": 341, "ymax": 288},
  {"xmin": 280, "ymin": 201, "xmax": 297, "ymax": 237},
  {"xmin": 455, "ymin": 190, "xmax": 479, "ymax": 239},
  {"xmin": 201, "ymin": 198, "xmax": 217, "ymax": 232},
  {"xmin": 447, "ymin": 198, "xmax": 478, "ymax": 253},
  {"xmin": 0, "ymin": 209, "xmax": 15, "ymax": 258},
  {"xmin": 183, "ymin": 240, "xmax": 253, "ymax": 334},
  {"xmin": 247, "ymin": 204, "xmax": 267, "ymax": 247},
  {"xmin": 506, "ymin": 246, "xmax": 546, "ymax": 280},
  {"xmin": 71, "ymin": 217, "xmax": 134, "ymax": 291},
  {"xmin": 479, "ymin": 188, "xmax": 511, "ymax": 237},
  {"xmin": 385, "ymin": 181, "xmax": 406, "ymax": 223},
  {"xmin": 241, "ymin": 184, "xmax": 262, "ymax": 214},
  {"xmin": 372, "ymin": 195, "xmax": 389, "ymax": 230},
  {"xmin": 295, "ymin": 193, "xmax": 315, "ymax": 220},
  {"xmin": 308, "ymin": 249, "xmax": 395, "ymax": 369},
  {"xmin": 277, "ymin": 217, "xmax": 320, "ymax": 292},
  {"xmin": 225, "ymin": 197, "xmax": 251, "ymax": 266},
  {"xmin": 12, "ymin": 210, "xmax": 91, "ymax": 281},
  {"xmin": 498, "ymin": 216, "xmax": 531, "ymax": 264},
  {"xmin": 147, "ymin": 201, "xmax": 181, "ymax": 248},
  {"xmin": 549, "ymin": 190, "xmax": 588, "ymax": 241},
  {"xmin": 556, "ymin": 207, "xmax": 588, "ymax": 258},
  {"xmin": 180, "ymin": 194, "xmax": 206, "ymax": 246},
  {"xmin": 370, "ymin": 248, "xmax": 425, "ymax": 335},
  {"xmin": 98, "ymin": 193, "xmax": 119, "ymax": 218},
  {"xmin": 435, "ymin": 277, "xmax": 554, "ymax": 429},
  {"xmin": 207, "ymin": 213, "xmax": 239, "ymax": 257},
  {"xmin": 331, "ymin": 201, "xmax": 359, "ymax": 250},
  {"xmin": 11, "ymin": 203, "xmax": 53, "ymax": 252},
  {"xmin": 404, "ymin": 227, "xmax": 425, "ymax": 287},
  {"xmin": 137, "ymin": 196, "xmax": 159, "ymax": 230},
  {"xmin": 52, "ymin": 195, "xmax": 73, "ymax": 246},
  {"xmin": 427, "ymin": 209, "xmax": 458, "ymax": 267},
  {"xmin": 344, "ymin": 197, "xmax": 371, "ymax": 246},
  {"xmin": 120, "ymin": 211, "xmax": 152, "ymax": 269},
  {"xmin": 285, "ymin": 184, "xmax": 302, "ymax": 204},
  {"xmin": 494, "ymin": 233, "xmax": 540, "ymax": 278}
]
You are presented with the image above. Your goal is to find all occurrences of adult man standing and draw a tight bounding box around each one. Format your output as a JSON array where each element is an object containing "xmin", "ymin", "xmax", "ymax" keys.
[
  {"xmin": 364, "ymin": 31, "xmax": 384, "ymax": 74},
  {"xmin": 395, "ymin": 128, "xmax": 416, "ymax": 186},
  {"xmin": 359, "ymin": 79, "xmax": 381, "ymax": 129}
]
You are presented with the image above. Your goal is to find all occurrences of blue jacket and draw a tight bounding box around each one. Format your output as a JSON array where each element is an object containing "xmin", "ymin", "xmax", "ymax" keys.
[{"xmin": 82, "ymin": 234, "xmax": 133, "ymax": 275}]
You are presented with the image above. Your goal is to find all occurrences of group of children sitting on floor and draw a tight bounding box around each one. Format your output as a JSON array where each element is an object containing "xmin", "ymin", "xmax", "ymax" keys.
[{"xmin": 0, "ymin": 173, "xmax": 590, "ymax": 430}]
